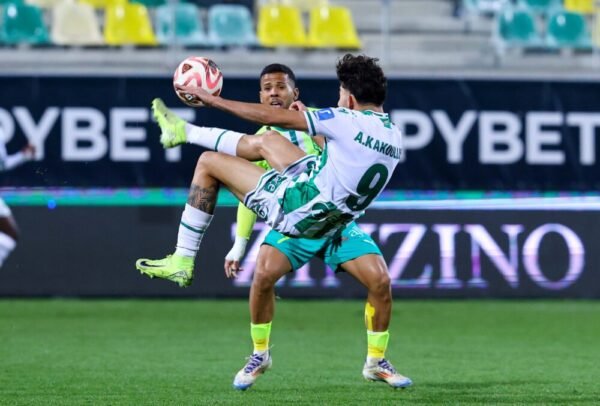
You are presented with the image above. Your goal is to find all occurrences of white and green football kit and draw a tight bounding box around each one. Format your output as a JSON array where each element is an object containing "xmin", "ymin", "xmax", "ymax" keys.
[
  {"xmin": 252, "ymin": 125, "xmax": 321, "ymax": 170},
  {"xmin": 244, "ymin": 107, "xmax": 403, "ymax": 239}
]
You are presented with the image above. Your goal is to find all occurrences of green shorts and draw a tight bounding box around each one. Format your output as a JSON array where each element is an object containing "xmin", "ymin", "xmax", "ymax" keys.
[{"xmin": 262, "ymin": 221, "xmax": 382, "ymax": 272}]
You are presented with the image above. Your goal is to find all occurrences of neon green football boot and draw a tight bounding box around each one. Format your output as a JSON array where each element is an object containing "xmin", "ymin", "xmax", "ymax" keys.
[
  {"xmin": 136, "ymin": 254, "xmax": 194, "ymax": 287},
  {"xmin": 151, "ymin": 98, "xmax": 187, "ymax": 148}
]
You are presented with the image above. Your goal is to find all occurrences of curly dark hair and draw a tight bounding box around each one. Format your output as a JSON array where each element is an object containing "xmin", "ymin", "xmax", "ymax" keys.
[{"xmin": 336, "ymin": 54, "xmax": 386, "ymax": 106}]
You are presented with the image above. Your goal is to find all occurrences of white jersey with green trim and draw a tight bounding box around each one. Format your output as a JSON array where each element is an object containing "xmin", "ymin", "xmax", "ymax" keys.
[{"xmin": 303, "ymin": 107, "xmax": 403, "ymax": 217}]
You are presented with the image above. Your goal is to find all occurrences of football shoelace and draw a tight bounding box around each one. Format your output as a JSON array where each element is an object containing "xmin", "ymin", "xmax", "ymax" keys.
[
  {"xmin": 378, "ymin": 359, "xmax": 397, "ymax": 374},
  {"xmin": 243, "ymin": 353, "xmax": 265, "ymax": 374}
]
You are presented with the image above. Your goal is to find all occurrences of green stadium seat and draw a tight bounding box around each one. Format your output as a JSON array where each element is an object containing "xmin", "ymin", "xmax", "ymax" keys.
[
  {"xmin": 546, "ymin": 9, "xmax": 592, "ymax": 48},
  {"xmin": 0, "ymin": 2, "xmax": 49, "ymax": 45},
  {"xmin": 516, "ymin": 0, "xmax": 561, "ymax": 14},
  {"xmin": 208, "ymin": 4, "xmax": 256, "ymax": 46},
  {"xmin": 155, "ymin": 3, "xmax": 206, "ymax": 46},
  {"xmin": 496, "ymin": 6, "xmax": 542, "ymax": 47}
]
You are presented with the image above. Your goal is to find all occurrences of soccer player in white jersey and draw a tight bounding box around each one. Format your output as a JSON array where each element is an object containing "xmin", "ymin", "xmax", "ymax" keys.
[
  {"xmin": 137, "ymin": 54, "xmax": 411, "ymax": 389},
  {"xmin": 0, "ymin": 133, "xmax": 35, "ymax": 269}
]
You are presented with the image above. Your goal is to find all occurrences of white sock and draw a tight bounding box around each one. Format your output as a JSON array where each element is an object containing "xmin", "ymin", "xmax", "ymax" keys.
[
  {"xmin": 185, "ymin": 124, "xmax": 244, "ymax": 156},
  {"xmin": 0, "ymin": 232, "xmax": 17, "ymax": 268},
  {"xmin": 175, "ymin": 204, "xmax": 213, "ymax": 257}
]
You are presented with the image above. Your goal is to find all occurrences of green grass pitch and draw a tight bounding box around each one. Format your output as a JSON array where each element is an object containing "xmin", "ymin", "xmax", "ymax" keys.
[{"xmin": 0, "ymin": 300, "xmax": 598, "ymax": 405}]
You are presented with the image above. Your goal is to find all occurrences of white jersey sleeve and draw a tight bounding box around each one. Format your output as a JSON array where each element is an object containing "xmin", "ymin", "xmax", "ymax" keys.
[
  {"xmin": 304, "ymin": 108, "xmax": 353, "ymax": 140},
  {"xmin": 0, "ymin": 129, "xmax": 31, "ymax": 172}
]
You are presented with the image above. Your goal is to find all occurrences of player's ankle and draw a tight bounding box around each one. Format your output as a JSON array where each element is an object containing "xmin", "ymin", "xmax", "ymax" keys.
[
  {"xmin": 366, "ymin": 356, "xmax": 383, "ymax": 365},
  {"xmin": 253, "ymin": 349, "xmax": 268, "ymax": 356}
]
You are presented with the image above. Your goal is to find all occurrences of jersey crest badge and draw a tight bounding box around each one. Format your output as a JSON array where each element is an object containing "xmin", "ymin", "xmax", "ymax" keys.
[{"xmin": 316, "ymin": 108, "xmax": 334, "ymax": 121}]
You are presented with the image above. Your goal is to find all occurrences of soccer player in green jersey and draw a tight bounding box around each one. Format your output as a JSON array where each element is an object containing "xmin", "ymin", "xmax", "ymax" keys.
[
  {"xmin": 136, "ymin": 55, "xmax": 411, "ymax": 389},
  {"xmin": 224, "ymin": 64, "xmax": 322, "ymax": 270}
]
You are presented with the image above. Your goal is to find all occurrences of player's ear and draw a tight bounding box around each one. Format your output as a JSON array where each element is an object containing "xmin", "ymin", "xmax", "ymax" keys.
[
  {"xmin": 293, "ymin": 87, "xmax": 300, "ymax": 101},
  {"xmin": 349, "ymin": 94, "xmax": 356, "ymax": 109}
]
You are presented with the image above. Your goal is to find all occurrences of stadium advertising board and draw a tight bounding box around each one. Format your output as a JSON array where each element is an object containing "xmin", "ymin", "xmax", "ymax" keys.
[
  {"xmin": 3, "ymin": 207, "xmax": 598, "ymax": 298},
  {"xmin": 1, "ymin": 76, "xmax": 600, "ymax": 190}
]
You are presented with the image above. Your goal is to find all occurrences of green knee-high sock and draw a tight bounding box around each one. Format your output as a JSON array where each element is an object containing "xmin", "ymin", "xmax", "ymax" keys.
[
  {"xmin": 251, "ymin": 322, "xmax": 272, "ymax": 353},
  {"xmin": 367, "ymin": 330, "xmax": 389, "ymax": 359}
]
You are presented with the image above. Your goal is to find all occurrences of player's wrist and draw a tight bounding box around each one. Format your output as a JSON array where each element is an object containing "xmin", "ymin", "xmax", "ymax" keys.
[
  {"xmin": 233, "ymin": 236, "xmax": 249, "ymax": 250},
  {"xmin": 226, "ymin": 236, "xmax": 248, "ymax": 261}
]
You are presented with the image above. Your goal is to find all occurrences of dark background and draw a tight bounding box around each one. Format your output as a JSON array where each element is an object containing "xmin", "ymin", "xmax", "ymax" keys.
[
  {"xmin": 2, "ymin": 76, "xmax": 600, "ymax": 190},
  {"xmin": 2, "ymin": 206, "xmax": 597, "ymax": 298}
]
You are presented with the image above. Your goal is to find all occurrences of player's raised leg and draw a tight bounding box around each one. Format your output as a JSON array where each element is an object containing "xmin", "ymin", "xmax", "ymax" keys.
[
  {"xmin": 233, "ymin": 245, "xmax": 291, "ymax": 390},
  {"xmin": 152, "ymin": 98, "xmax": 306, "ymax": 172},
  {"xmin": 136, "ymin": 152, "xmax": 266, "ymax": 287},
  {"xmin": 341, "ymin": 255, "xmax": 413, "ymax": 389}
]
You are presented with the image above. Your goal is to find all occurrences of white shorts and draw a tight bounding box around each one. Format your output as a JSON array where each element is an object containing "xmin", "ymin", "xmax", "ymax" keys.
[
  {"xmin": 244, "ymin": 155, "xmax": 353, "ymax": 239},
  {"xmin": 0, "ymin": 198, "xmax": 11, "ymax": 217}
]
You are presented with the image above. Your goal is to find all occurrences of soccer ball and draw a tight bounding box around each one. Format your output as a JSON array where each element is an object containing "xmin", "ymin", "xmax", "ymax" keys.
[{"xmin": 173, "ymin": 56, "xmax": 223, "ymax": 107}]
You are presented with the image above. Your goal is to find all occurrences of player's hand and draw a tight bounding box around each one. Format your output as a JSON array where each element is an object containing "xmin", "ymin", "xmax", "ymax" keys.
[
  {"xmin": 22, "ymin": 144, "xmax": 36, "ymax": 160},
  {"xmin": 289, "ymin": 101, "xmax": 307, "ymax": 112},
  {"xmin": 175, "ymin": 85, "xmax": 215, "ymax": 107},
  {"xmin": 224, "ymin": 236, "xmax": 249, "ymax": 279}
]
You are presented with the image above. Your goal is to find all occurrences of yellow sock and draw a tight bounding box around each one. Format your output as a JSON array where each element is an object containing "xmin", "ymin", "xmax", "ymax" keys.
[
  {"xmin": 367, "ymin": 330, "xmax": 389, "ymax": 359},
  {"xmin": 250, "ymin": 322, "xmax": 272, "ymax": 353}
]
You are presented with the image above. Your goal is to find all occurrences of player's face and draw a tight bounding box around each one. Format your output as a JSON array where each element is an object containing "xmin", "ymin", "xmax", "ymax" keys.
[
  {"xmin": 338, "ymin": 85, "xmax": 352, "ymax": 109},
  {"xmin": 259, "ymin": 73, "xmax": 299, "ymax": 109}
]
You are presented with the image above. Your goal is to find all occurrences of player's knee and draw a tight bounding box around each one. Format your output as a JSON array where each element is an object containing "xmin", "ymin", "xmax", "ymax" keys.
[
  {"xmin": 195, "ymin": 151, "xmax": 219, "ymax": 172},
  {"xmin": 257, "ymin": 131, "xmax": 280, "ymax": 152},
  {"xmin": 252, "ymin": 264, "xmax": 280, "ymax": 291},
  {"xmin": 369, "ymin": 270, "xmax": 391, "ymax": 298}
]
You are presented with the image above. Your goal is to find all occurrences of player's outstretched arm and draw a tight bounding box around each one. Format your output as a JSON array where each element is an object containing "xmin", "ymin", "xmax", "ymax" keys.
[
  {"xmin": 0, "ymin": 144, "xmax": 35, "ymax": 172},
  {"xmin": 176, "ymin": 85, "xmax": 308, "ymax": 131}
]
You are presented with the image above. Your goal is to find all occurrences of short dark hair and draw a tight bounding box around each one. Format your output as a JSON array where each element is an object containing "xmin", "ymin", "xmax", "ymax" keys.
[
  {"xmin": 260, "ymin": 64, "xmax": 297, "ymax": 85},
  {"xmin": 336, "ymin": 54, "xmax": 386, "ymax": 106}
]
